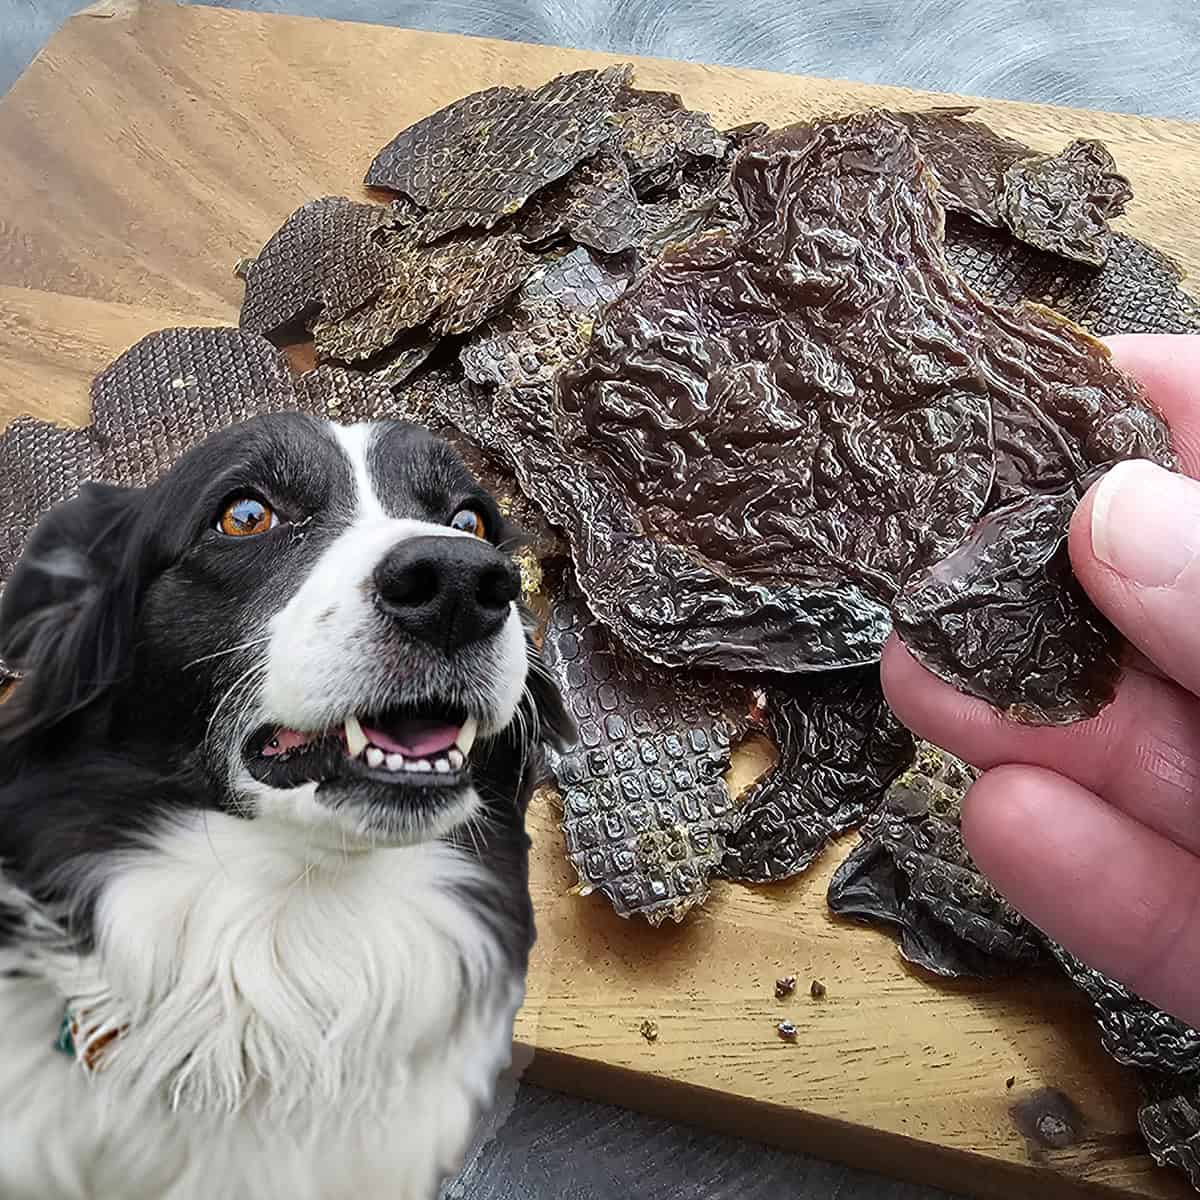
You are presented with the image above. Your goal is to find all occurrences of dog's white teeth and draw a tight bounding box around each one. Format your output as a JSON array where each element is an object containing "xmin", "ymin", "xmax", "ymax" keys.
[
  {"xmin": 385, "ymin": 753, "xmax": 406, "ymax": 772},
  {"xmin": 447, "ymin": 747, "xmax": 465, "ymax": 770},
  {"xmin": 410, "ymin": 758, "xmax": 433, "ymax": 773},
  {"xmin": 455, "ymin": 716, "xmax": 478, "ymax": 755},
  {"xmin": 344, "ymin": 715, "xmax": 368, "ymax": 758},
  {"xmin": 365, "ymin": 747, "xmax": 385, "ymax": 769},
  {"xmin": 433, "ymin": 757, "xmax": 451, "ymax": 774}
]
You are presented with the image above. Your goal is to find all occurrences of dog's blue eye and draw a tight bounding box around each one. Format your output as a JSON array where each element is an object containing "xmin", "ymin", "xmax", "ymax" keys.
[
  {"xmin": 217, "ymin": 497, "xmax": 278, "ymax": 538},
  {"xmin": 449, "ymin": 508, "xmax": 487, "ymax": 539}
]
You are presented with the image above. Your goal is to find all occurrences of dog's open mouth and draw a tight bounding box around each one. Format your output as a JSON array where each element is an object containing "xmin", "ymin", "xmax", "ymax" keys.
[{"xmin": 244, "ymin": 705, "xmax": 479, "ymax": 789}]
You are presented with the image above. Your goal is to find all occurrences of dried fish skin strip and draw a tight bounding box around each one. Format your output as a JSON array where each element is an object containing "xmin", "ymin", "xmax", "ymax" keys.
[
  {"xmin": 365, "ymin": 66, "xmax": 633, "ymax": 239},
  {"xmin": 553, "ymin": 113, "xmax": 999, "ymax": 672},
  {"xmin": 518, "ymin": 148, "xmax": 646, "ymax": 255},
  {"xmin": 718, "ymin": 671, "xmax": 915, "ymax": 883},
  {"xmin": 1049, "ymin": 944, "xmax": 1200, "ymax": 1077},
  {"xmin": 541, "ymin": 577, "xmax": 748, "ymax": 925},
  {"xmin": 609, "ymin": 86, "xmax": 729, "ymax": 197},
  {"xmin": 1139, "ymin": 1074, "xmax": 1200, "ymax": 1190},
  {"xmin": 313, "ymin": 226, "xmax": 538, "ymax": 363},
  {"xmin": 892, "ymin": 490, "xmax": 1124, "ymax": 723},
  {"xmin": 291, "ymin": 364, "xmax": 396, "ymax": 425},
  {"xmin": 945, "ymin": 222, "xmax": 1200, "ymax": 337},
  {"xmin": 828, "ymin": 744, "xmax": 1044, "ymax": 977},
  {"xmin": 239, "ymin": 197, "xmax": 395, "ymax": 337},
  {"xmin": 1000, "ymin": 139, "xmax": 1133, "ymax": 267}
]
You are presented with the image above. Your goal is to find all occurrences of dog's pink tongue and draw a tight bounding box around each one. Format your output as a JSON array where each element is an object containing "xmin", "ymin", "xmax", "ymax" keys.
[{"xmin": 363, "ymin": 719, "xmax": 460, "ymax": 758}]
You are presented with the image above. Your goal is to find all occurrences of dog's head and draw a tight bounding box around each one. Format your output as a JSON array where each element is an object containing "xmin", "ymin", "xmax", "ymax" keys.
[{"xmin": 0, "ymin": 414, "xmax": 572, "ymax": 848}]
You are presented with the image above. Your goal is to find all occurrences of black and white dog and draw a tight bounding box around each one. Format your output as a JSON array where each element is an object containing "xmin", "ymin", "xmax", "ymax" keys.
[{"xmin": 0, "ymin": 415, "xmax": 572, "ymax": 1200}]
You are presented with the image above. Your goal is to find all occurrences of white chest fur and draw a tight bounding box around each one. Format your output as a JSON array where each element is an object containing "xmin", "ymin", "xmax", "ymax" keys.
[{"xmin": 0, "ymin": 814, "xmax": 524, "ymax": 1200}]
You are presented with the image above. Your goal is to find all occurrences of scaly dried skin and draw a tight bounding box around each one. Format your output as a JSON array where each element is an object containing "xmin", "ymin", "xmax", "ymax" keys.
[
  {"xmin": 1049, "ymin": 944, "xmax": 1200, "ymax": 1076},
  {"xmin": 892, "ymin": 491, "xmax": 1124, "ymax": 724},
  {"xmin": 364, "ymin": 66, "xmax": 633, "ymax": 239},
  {"xmin": 552, "ymin": 114, "xmax": 1006, "ymax": 673},
  {"xmin": 239, "ymin": 197, "xmax": 395, "ymax": 337},
  {"xmin": 1000, "ymin": 139, "xmax": 1133, "ymax": 267},
  {"xmin": 542, "ymin": 577, "xmax": 749, "ymax": 925},
  {"xmin": 1139, "ymin": 1074, "xmax": 1200, "ymax": 1190},
  {"xmin": 828, "ymin": 744, "xmax": 1044, "ymax": 977},
  {"xmin": 518, "ymin": 148, "xmax": 646, "ymax": 254},
  {"xmin": 718, "ymin": 671, "xmax": 915, "ymax": 883},
  {"xmin": 609, "ymin": 86, "xmax": 729, "ymax": 197},
  {"xmin": 312, "ymin": 224, "xmax": 538, "ymax": 363},
  {"xmin": 945, "ymin": 220, "xmax": 1200, "ymax": 337}
]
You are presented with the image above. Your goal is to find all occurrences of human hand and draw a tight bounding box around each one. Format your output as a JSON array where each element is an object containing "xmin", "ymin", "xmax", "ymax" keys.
[{"xmin": 881, "ymin": 333, "xmax": 1200, "ymax": 1028}]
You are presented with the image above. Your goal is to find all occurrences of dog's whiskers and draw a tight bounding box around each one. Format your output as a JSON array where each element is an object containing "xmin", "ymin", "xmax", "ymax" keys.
[{"xmin": 183, "ymin": 636, "xmax": 271, "ymax": 671}]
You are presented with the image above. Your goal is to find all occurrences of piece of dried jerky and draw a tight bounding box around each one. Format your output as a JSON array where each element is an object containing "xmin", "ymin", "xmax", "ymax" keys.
[
  {"xmin": 239, "ymin": 198, "xmax": 395, "ymax": 337},
  {"xmin": 609, "ymin": 86, "xmax": 728, "ymax": 197},
  {"xmin": 1049, "ymin": 944, "xmax": 1200, "ymax": 1077},
  {"xmin": 291, "ymin": 364, "xmax": 396, "ymax": 424},
  {"xmin": 892, "ymin": 108, "xmax": 1031, "ymax": 227},
  {"xmin": 895, "ymin": 111, "xmax": 1132, "ymax": 267},
  {"xmin": 892, "ymin": 491, "xmax": 1123, "ymax": 724},
  {"xmin": 945, "ymin": 220, "xmax": 1200, "ymax": 337},
  {"xmin": 542, "ymin": 575, "xmax": 749, "ymax": 925},
  {"xmin": 1139, "ymin": 1073, "xmax": 1200, "ymax": 1190},
  {"xmin": 365, "ymin": 66, "xmax": 632, "ymax": 239},
  {"xmin": 548, "ymin": 114, "xmax": 1010, "ymax": 673},
  {"xmin": 1000, "ymin": 139, "xmax": 1133, "ymax": 267},
  {"xmin": 313, "ymin": 222, "xmax": 538, "ymax": 364},
  {"xmin": 828, "ymin": 744, "xmax": 1045, "ymax": 977},
  {"xmin": 518, "ymin": 147, "xmax": 645, "ymax": 254},
  {"xmin": 718, "ymin": 671, "xmax": 915, "ymax": 883}
]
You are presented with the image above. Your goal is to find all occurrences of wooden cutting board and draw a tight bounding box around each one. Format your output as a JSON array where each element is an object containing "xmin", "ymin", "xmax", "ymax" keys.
[{"xmin": 1, "ymin": 4, "xmax": 1197, "ymax": 1197}]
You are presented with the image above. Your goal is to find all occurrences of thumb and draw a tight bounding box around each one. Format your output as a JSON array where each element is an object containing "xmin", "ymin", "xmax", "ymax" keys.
[{"xmin": 1071, "ymin": 459, "xmax": 1200, "ymax": 698}]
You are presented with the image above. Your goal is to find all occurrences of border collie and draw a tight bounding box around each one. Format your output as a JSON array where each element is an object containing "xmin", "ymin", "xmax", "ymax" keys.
[{"xmin": 0, "ymin": 414, "xmax": 572, "ymax": 1200}]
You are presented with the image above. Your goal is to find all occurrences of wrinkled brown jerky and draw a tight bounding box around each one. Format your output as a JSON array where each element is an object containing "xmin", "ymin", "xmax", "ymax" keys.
[
  {"xmin": 1049, "ymin": 944, "xmax": 1200, "ymax": 1076},
  {"xmin": 313, "ymin": 223, "xmax": 538, "ymax": 363},
  {"xmin": 1139, "ymin": 1074, "xmax": 1200, "ymax": 1190},
  {"xmin": 892, "ymin": 491, "xmax": 1123, "ymax": 724},
  {"xmin": 239, "ymin": 198, "xmax": 395, "ymax": 337},
  {"xmin": 718, "ymin": 672, "xmax": 915, "ymax": 883},
  {"xmin": 365, "ymin": 66, "xmax": 632, "ymax": 239},
  {"xmin": 895, "ymin": 111, "xmax": 1132, "ymax": 266},
  {"xmin": 945, "ymin": 220, "xmax": 1200, "ymax": 336},
  {"xmin": 892, "ymin": 108, "xmax": 1031, "ymax": 226},
  {"xmin": 828, "ymin": 744, "xmax": 1045, "ymax": 977},
  {"xmin": 542, "ymin": 575, "xmax": 748, "ymax": 924},
  {"xmin": 1001, "ymin": 139, "xmax": 1133, "ymax": 267},
  {"xmin": 609, "ymin": 86, "xmax": 728, "ymax": 197},
  {"xmin": 549, "ymin": 113, "xmax": 1006, "ymax": 674},
  {"xmin": 518, "ymin": 148, "xmax": 645, "ymax": 254}
]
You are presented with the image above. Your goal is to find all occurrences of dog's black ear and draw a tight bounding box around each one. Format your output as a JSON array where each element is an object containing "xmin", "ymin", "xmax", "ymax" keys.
[
  {"xmin": 0, "ymin": 482, "xmax": 144, "ymax": 740},
  {"xmin": 526, "ymin": 650, "xmax": 577, "ymax": 752}
]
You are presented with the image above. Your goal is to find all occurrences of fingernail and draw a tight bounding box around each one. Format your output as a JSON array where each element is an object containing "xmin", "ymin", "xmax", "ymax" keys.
[{"xmin": 1091, "ymin": 460, "xmax": 1200, "ymax": 586}]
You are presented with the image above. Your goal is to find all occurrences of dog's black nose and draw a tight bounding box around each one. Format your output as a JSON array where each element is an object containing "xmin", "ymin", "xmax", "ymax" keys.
[{"xmin": 374, "ymin": 535, "xmax": 520, "ymax": 651}]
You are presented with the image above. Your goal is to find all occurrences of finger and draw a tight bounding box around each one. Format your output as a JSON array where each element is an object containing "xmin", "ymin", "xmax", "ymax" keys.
[
  {"xmin": 1069, "ymin": 460, "xmax": 1200, "ymax": 698},
  {"xmin": 880, "ymin": 636, "xmax": 1200, "ymax": 854},
  {"xmin": 962, "ymin": 764, "xmax": 1200, "ymax": 1031},
  {"xmin": 1106, "ymin": 334, "xmax": 1200, "ymax": 476}
]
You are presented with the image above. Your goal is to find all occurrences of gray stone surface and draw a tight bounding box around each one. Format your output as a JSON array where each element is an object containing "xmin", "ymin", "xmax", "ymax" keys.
[{"xmin": 3, "ymin": 2, "xmax": 1196, "ymax": 1197}]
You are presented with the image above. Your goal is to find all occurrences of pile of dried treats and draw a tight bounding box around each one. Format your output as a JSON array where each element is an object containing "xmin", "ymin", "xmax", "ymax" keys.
[{"xmin": 3, "ymin": 63, "xmax": 1200, "ymax": 1190}]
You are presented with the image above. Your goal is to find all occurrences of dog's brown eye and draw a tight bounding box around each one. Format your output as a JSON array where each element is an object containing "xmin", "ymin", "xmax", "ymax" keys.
[
  {"xmin": 218, "ymin": 497, "xmax": 278, "ymax": 538},
  {"xmin": 449, "ymin": 508, "xmax": 487, "ymax": 539}
]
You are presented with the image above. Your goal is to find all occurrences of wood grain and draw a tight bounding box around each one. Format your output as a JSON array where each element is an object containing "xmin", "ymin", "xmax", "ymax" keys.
[{"xmin": 0, "ymin": 5, "xmax": 1196, "ymax": 1198}]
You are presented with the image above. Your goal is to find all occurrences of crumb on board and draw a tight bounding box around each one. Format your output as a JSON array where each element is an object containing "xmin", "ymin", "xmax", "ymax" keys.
[
  {"xmin": 775, "ymin": 975, "xmax": 797, "ymax": 999},
  {"xmin": 810, "ymin": 979, "xmax": 827, "ymax": 999},
  {"xmin": 777, "ymin": 1020, "xmax": 798, "ymax": 1041},
  {"xmin": 639, "ymin": 1019, "xmax": 659, "ymax": 1043},
  {"xmin": 1006, "ymin": 1076, "xmax": 1016, "ymax": 1089}
]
